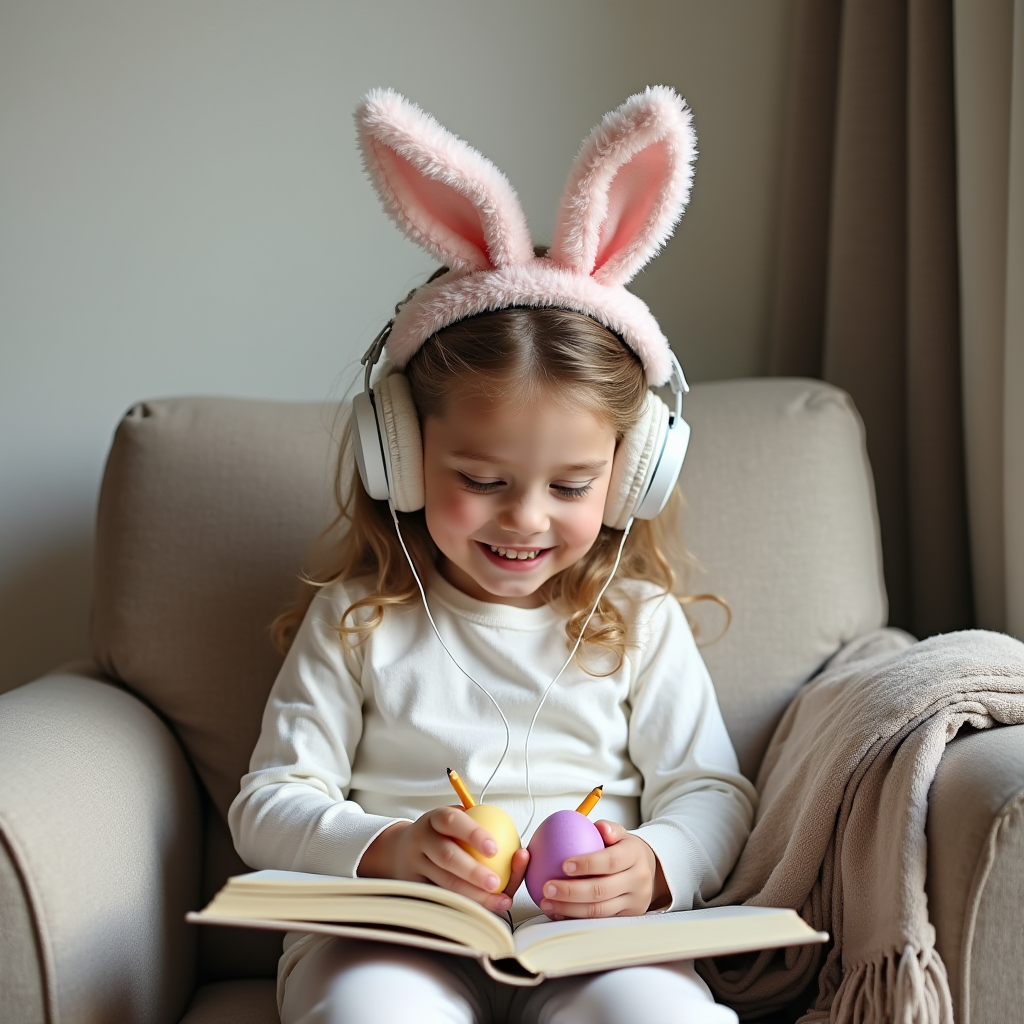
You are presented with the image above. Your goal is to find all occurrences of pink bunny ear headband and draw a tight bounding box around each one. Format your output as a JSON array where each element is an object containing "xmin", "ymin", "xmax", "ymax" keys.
[{"xmin": 355, "ymin": 85, "xmax": 696, "ymax": 390}]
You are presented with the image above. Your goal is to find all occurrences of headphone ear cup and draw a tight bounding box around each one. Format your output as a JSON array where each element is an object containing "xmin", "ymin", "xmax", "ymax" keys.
[
  {"xmin": 603, "ymin": 393, "xmax": 668, "ymax": 530},
  {"xmin": 374, "ymin": 373, "xmax": 425, "ymax": 512},
  {"xmin": 352, "ymin": 390, "xmax": 390, "ymax": 501},
  {"xmin": 633, "ymin": 408, "xmax": 689, "ymax": 521}
]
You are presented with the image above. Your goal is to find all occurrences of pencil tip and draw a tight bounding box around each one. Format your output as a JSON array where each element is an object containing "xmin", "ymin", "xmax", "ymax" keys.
[{"xmin": 446, "ymin": 767, "xmax": 453, "ymax": 775}]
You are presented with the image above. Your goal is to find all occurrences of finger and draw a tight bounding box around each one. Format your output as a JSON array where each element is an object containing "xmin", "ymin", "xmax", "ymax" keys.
[
  {"xmin": 540, "ymin": 872, "xmax": 631, "ymax": 907},
  {"xmin": 420, "ymin": 862, "xmax": 513, "ymax": 913},
  {"xmin": 561, "ymin": 841, "xmax": 634, "ymax": 879},
  {"xmin": 427, "ymin": 806, "xmax": 498, "ymax": 857},
  {"xmin": 483, "ymin": 891, "xmax": 515, "ymax": 914},
  {"xmin": 421, "ymin": 806, "xmax": 497, "ymax": 860},
  {"xmin": 594, "ymin": 819, "xmax": 627, "ymax": 844},
  {"xmin": 504, "ymin": 847, "xmax": 530, "ymax": 896},
  {"xmin": 422, "ymin": 833, "xmax": 504, "ymax": 893},
  {"xmin": 539, "ymin": 892, "xmax": 637, "ymax": 919}
]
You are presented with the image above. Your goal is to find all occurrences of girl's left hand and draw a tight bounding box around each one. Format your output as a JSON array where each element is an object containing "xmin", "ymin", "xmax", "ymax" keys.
[{"xmin": 537, "ymin": 820, "xmax": 670, "ymax": 919}]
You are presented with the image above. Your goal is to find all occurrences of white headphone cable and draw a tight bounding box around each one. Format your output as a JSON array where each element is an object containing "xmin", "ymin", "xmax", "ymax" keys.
[
  {"xmin": 386, "ymin": 499, "xmax": 511, "ymax": 797},
  {"xmin": 386, "ymin": 499, "xmax": 632, "ymax": 834},
  {"xmin": 518, "ymin": 516, "xmax": 632, "ymax": 834}
]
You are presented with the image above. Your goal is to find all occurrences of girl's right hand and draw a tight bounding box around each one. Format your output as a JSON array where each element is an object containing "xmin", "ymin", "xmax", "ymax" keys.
[{"xmin": 359, "ymin": 807, "xmax": 529, "ymax": 915}]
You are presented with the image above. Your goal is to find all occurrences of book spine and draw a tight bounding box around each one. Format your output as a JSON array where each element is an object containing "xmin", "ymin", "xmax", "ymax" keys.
[{"xmin": 479, "ymin": 957, "xmax": 545, "ymax": 988}]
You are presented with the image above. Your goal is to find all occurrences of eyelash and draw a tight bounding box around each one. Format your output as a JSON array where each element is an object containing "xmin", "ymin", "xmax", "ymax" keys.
[
  {"xmin": 459, "ymin": 475, "xmax": 593, "ymax": 499},
  {"xmin": 553, "ymin": 483, "xmax": 593, "ymax": 499},
  {"xmin": 460, "ymin": 477, "xmax": 501, "ymax": 494}
]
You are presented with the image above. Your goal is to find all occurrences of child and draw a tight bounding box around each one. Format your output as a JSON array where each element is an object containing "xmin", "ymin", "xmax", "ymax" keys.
[{"xmin": 229, "ymin": 87, "xmax": 756, "ymax": 1024}]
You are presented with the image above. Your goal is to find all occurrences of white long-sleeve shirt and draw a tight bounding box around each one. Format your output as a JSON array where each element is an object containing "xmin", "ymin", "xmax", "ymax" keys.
[{"xmin": 229, "ymin": 572, "xmax": 756, "ymax": 919}]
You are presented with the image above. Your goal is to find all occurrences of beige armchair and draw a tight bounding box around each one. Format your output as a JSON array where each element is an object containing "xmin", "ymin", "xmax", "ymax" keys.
[{"xmin": 1, "ymin": 378, "xmax": 1021, "ymax": 1023}]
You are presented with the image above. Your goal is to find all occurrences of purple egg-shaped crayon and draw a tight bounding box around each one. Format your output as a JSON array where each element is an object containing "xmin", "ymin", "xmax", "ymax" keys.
[{"xmin": 525, "ymin": 809, "xmax": 605, "ymax": 908}]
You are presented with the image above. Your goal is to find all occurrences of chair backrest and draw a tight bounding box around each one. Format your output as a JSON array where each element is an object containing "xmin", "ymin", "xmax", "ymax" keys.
[
  {"xmin": 677, "ymin": 379, "xmax": 886, "ymax": 777},
  {"xmin": 91, "ymin": 378, "xmax": 886, "ymax": 974}
]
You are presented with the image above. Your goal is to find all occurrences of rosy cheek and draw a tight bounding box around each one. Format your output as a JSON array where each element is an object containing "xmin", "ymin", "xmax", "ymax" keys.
[
  {"xmin": 427, "ymin": 489, "xmax": 480, "ymax": 535},
  {"xmin": 447, "ymin": 496, "xmax": 479, "ymax": 529},
  {"xmin": 567, "ymin": 502, "xmax": 606, "ymax": 550}
]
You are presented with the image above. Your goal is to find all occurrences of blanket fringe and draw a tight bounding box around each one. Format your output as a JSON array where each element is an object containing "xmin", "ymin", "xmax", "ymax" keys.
[{"xmin": 829, "ymin": 945, "xmax": 953, "ymax": 1024}]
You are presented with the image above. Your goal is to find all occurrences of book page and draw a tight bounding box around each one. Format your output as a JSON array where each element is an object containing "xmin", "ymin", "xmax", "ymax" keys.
[
  {"xmin": 512, "ymin": 906, "xmax": 827, "ymax": 977},
  {"xmin": 224, "ymin": 870, "xmax": 507, "ymax": 921},
  {"xmin": 202, "ymin": 870, "xmax": 515, "ymax": 957}
]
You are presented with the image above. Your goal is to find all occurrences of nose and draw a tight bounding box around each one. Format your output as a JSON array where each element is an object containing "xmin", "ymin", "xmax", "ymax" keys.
[{"xmin": 496, "ymin": 485, "xmax": 549, "ymax": 536}]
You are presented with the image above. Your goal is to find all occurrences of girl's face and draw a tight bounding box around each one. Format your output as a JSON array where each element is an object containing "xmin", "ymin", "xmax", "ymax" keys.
[{"xmin": 422, "ymin": 391, "xmax": 617, "ymax": 608}]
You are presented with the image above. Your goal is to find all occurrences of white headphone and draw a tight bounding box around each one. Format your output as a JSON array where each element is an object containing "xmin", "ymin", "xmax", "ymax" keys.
[{"xmin": 352, "ymin": 322, "xmax": 691, "ymax": 528}]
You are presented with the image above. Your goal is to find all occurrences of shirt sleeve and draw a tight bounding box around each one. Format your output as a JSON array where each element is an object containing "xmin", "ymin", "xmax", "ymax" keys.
[
  {"xmin": 625, "ymin": 590, "xmax": 757, "ymax": 912},
  {"xmin": 227, "ymin": 585, "xmax": 410, "ymax": 877}
]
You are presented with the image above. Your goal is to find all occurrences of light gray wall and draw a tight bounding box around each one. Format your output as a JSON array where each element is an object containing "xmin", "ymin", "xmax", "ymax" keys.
[{"xmin": 0, "ymin": 1, "xmax": 797, "ymax": 693}]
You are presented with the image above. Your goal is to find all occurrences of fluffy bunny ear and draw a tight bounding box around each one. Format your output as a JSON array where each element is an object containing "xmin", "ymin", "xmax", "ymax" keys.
[
  {"xmin": 549, "ymin": 86, "xmax": 696, "ymax": 286},
  {"xmin": 356, "ymin": 89, "xmax": 534, "ymax": 272}
]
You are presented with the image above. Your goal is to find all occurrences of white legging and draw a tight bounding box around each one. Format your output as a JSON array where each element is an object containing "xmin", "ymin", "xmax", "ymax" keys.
[{"xmin": 280, "ymin": 937, "xmax": 738, "ymax": 1024}]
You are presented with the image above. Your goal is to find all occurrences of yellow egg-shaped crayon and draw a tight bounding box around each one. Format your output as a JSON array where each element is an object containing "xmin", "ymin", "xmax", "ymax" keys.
[{"xmin": 458, "ymin": 804, "xmax": 522, "ymax": 891}]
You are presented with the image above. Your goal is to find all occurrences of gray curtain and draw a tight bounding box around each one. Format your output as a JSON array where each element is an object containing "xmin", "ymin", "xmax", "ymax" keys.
[
  {"xmin": 769, "ymin": 0, "xmax": 975, "ymax": 638},
  {"xmin": 953, "ymin": 0, "xmax": 1024, "ymax": 640}
]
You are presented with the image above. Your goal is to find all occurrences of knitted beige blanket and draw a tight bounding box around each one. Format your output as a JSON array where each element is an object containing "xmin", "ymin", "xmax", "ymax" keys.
[{"xmin": 698, "ymin": 628, "xmax": 1024, "ymax": 1023}]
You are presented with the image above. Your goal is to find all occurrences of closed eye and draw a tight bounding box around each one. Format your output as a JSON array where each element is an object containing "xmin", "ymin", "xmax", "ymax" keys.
[
  {"xmin": 552, "ymin": 483, "xmax": 593, "ymax": 499},
  {"xmin": 460, "ymin": 474, "xmax": 502, "ymax": 493},
  {"xmin": 459, "ymin": 473, "xmax": 593, "ymax": 498}
]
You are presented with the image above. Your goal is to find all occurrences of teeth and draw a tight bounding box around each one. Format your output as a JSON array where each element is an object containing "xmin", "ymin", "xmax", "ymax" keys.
[{"xmin": 489, "ymin": 546, "xmax": 540, "ymax": 560}]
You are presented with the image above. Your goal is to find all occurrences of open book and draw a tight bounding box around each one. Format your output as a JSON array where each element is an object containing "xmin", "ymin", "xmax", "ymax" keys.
[{"xmin": 187, "ymin": 870, "xmax": 828, "ymax": 986}]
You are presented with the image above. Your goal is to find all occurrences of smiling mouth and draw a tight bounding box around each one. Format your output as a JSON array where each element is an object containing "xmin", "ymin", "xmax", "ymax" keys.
[
  {"xmin": 478, "ymin": 542, "xmax": 550, "ymax": 565},
  {"xmin": 490, "ymin": 545, "xmax": 541, "ymax": 560}
]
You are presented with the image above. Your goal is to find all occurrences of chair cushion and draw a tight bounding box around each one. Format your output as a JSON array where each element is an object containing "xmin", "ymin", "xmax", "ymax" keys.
[
  {"xmin": 197, "ymin": 798, "xmax": 285, "ymax": 982},
  {"xmin": 179, "ymin": 980, "xmax": 279, "ymax": 1023},
  {"xmin": 91, "ymin": 378, "xmax": 886, "ymax": 823}
]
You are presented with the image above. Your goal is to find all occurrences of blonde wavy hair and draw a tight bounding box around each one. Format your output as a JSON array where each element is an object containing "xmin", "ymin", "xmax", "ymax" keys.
[{"xmin": 272, "ymin": 306, "xmax": 720, "ymax": 673}]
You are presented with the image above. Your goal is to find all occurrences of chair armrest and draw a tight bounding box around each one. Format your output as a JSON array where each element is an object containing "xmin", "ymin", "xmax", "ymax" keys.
[
  {"xmin": 926, "ymin": 724, "xmax": 1024, "ymax": 1024},
  {"xmin": 0, "ymin": 670, "xmax": 203, "ymax": 1024}
]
